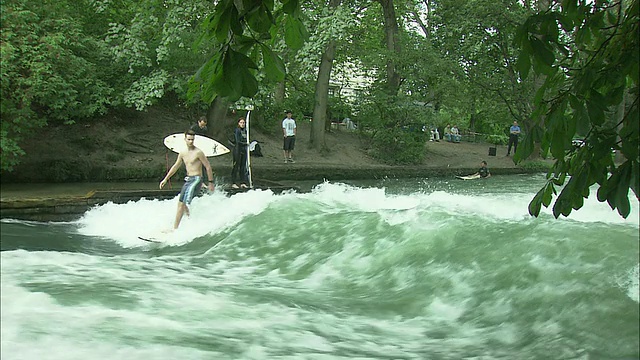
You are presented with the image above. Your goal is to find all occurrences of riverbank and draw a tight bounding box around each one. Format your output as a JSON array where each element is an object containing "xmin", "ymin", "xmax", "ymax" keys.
[
  {"xmin": 0, "ymin": 106, "xmax": 550, "ymax": 184},
  {"xmin": 0, "ymin": 180, "xmax": 301, "ymax": 221}
]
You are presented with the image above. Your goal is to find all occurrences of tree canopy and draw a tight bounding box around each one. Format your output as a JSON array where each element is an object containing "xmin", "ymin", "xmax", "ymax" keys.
[{"xmin": 1, "ymin": 0, "xmax": 637, "ymax": 219}]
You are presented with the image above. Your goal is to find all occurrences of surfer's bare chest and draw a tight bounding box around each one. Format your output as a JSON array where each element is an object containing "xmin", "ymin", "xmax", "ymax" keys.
[{"xmin": 182, "ymin": 149, "xmax": 204, "ymax": 173}]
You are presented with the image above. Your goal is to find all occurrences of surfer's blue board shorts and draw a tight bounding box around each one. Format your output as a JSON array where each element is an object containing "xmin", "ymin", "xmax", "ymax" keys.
[{"xmin": 178, "ymin": 176, "xmax": 202, "ymax": 204}]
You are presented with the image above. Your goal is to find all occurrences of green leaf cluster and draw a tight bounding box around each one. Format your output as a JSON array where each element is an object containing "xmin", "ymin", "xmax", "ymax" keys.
[
  {"xmin": 189, "ymin": 0, "xmax": 306, "ymax": 103},
  {"xmin": 516, "ymin": 0, "xmax": 639, "ymax": 219}
]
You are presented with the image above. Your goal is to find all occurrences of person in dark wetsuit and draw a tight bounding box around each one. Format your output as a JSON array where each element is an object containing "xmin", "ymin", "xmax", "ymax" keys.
[
  {"xmin": 190, "ymin": 116, "xmax": 208, "ymax": 136},
  {"xmin": 473, "ymin": 160, "xmax": 491, "ymax": 178},
  {"xmin": 231, "ymin": 117, "xmax": 249, "ymax": 189}
]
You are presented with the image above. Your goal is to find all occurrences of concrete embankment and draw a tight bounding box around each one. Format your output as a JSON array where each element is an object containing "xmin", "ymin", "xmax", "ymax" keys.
[
  {"xmin": 1, "ymin": 166, "xmax": 543, "ymax": 222},
  {"xmin": 1, "ymin": 183, "xmax": 298, "ymax": 222},
  {"xmin": 0, "ymin": 189, "xmax": 179, "ymax": 222}
]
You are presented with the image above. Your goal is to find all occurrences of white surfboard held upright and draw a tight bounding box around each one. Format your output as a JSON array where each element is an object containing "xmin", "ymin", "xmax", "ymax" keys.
[{"xmin": 163, "ymin": 133, "xmax": 230, "ymax": 157}]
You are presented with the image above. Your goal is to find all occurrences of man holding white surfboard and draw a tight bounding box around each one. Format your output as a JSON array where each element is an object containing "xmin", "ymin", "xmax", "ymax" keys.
[
  {"xmin": 190, "ymin": 116, "xmax": 208, "ymax": 136},
  {"xmin": 160, "ymin": 129, "xmax": 215, "ymax": 229}
]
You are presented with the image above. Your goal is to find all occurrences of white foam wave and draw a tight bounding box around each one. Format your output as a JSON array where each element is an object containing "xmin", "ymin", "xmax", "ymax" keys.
[
  {"xmin": 618, "ymin": 264, "xmax": 639, "ymax": 303},
  {"xmin": 298, "ymin": 182, "xmax": 639, "ymax": 227},
  {"xmin": 307, "ymin": 181, "xmax": 420, "ymax": 212},
  {"xmin": 75, "ymin": 189, "xmax": 278, "ymax": 248},
  {"xmin": 425, "ymin": 190, "xmax": 533, "ymax": 221},
  {"xmin": 74, "ymin": 181, "xmax": 638, "ymax": 249}
]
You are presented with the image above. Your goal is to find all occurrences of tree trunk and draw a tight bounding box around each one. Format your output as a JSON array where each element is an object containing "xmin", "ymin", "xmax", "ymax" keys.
[
  {"xmin": 378, "ymin": 0, "xmax": 401, "ymax": 95},
  {"xmin": 529, "ymin": 0, "xmax": 551, "ymax": 159},
  {"xmin": 274, "ymin": 81, "xmax": 285, "ymax": 104},
  {"xmin": 310, "ymin": 38, "xmax": 337, "ymax": 151},
  {"xmin": 310, "ymin": 0, "xmax": 341, "ymax": 151},
  {"xmin": 469, "ymin": 97, "xmax": 477, "ymax": 131},
  {"xmin": 206, "ymin": 97, "xmax": 232, "ymax": 140}
]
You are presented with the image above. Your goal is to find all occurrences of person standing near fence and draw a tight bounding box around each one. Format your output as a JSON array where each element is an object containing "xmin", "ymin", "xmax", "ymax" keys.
[
  {"xmin": 507, "ymin": 121, "xmax": 521, "ymax": 156},
  {"xmin": 282, "ymin": 110, "xmax": 297, "ymax": 163}
]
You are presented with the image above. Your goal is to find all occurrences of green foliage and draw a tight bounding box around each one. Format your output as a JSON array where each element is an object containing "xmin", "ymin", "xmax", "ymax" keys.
[
  {"xmin": 369, "ymin": 128, "xmax": 426, "ymax": 164},
  {"xmin": 1, "ymin": 0, "xmax": 112, "ymax": 171},
  {"xmin": 518, "ymin": 160, "xmax": 552, "ymax": 172},
  {"xmin": 355, "ymin": 92, "xmax": 427, "ymax": 165},
  {"xmin": 252, "ymin": 94, "xmax": 313, "ymax": 133},
  {"xmin": 103, "ymin": 0, "xmax": 213, "ymax": 109},
  {"xmin": 327, "ymin": 97, "xmax": 353, "ymax": 122},
  {"xmin": 189, "ymin": 0, "xmax": 308, "ymax": 103},
  {"xmin": 487, "ymin": 134, "xmax": 508, "ymax": 146},
  {"xmin": 517, "ymin": 0, "xmax": 639, "ymax": 219},
  {"xmin": 431, "ymin": 0, "xmax": 535, "ymax": 137}
]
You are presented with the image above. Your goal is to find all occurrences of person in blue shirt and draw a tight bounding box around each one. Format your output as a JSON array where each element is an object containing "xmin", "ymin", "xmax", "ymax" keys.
[{"xmin": 507, "ymin": 121, "xmax": 521, "ymax": 156}]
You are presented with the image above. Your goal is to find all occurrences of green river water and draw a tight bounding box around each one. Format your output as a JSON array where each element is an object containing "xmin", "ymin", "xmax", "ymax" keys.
[{"xmin": 1, "ymin": 174, "xmax": 638, "ymax": 359}]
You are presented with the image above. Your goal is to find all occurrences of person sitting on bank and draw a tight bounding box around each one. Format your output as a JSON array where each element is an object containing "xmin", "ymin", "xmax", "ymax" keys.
[
  {"xmin": 190, "ymin": 116, "xmax": 208, "ymax": 136},
  {"xmin": 444, "ymin": 124, "xmax": 452, "ymax": 142},
  {"xmin": 231, "ymin": 117, "xmax": 249, "ymax": 189},
  {"xmin": 451, "ymin": 125, "xmax": 461, "ymax": 143},
  {"xmin": 471, "ymin": 160, "xmax": 491, "ymax": 178},
  {"xmin": 431, "ymin": 127, "xmax": 440, "ymax": 142}
]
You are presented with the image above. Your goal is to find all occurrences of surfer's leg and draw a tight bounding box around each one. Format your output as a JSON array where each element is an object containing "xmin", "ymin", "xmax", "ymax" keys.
[
  {"xmin": 174, "ymin": 180, "xmax": 192, "ymax": 229},
  {"xmin": 174, "ymin": 202, "xmax": 186, "ymax": 229},
  {"xmin": 178, "ymin": 177, "xmax": 198, "ymax": 226}
]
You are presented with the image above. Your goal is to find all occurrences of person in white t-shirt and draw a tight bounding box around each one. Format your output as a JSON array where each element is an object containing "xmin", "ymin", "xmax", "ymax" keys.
[{"xmin": 282, "ymin": 111, "xmax": 297, "ymax": 163}]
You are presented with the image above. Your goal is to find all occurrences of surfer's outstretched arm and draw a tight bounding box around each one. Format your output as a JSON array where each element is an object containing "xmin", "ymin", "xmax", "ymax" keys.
[{"xmin": 160, "ymin": 153, "xmax": 184, "ymax": 189}]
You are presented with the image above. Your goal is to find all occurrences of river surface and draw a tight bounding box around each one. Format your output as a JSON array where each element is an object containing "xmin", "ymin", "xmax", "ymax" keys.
[{"xmin": 1, "ymin": 174, "xmax": 638, "ymax": 359}]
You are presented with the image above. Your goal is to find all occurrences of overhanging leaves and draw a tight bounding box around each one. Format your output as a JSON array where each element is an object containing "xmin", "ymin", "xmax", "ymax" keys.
[
  {"xmin": 518, "ymin": 0, "xmax": 639, "ymax": 219},
  {"xmin": 285, "ymin": 15, "xmax": 307, "ymax": 50},
  {"xmin": 188, "ymin": 0, "xmax": 307, "ymax": 104},
  {"xmin": 260, "ymin": 44, "xmax": 285, "ymax": 82}
]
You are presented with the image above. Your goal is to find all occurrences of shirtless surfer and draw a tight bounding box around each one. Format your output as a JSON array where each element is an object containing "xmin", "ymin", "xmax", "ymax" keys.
[{"xmin": 160, "ymin": 130, "xmax": 215, "ymax": 229}]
